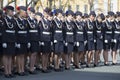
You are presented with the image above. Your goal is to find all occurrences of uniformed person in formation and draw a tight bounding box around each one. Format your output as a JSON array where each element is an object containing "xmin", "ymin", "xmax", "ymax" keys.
[
  {"xmin": 80, "ymin": 13, "xmax": 89, "ymax": 65},
  {"xmin": 35, "ymin": 12, "xmax": 43, "ymax": 70},
  {"xmin": 52, "ymin": 9, "xmax": 64, "ymax": 72},
  {"xmin": 40, "ymin": 7, "xmax": 52, "ymax": 73},
  {"xmin": 27, "ymin": 7, "xmax": 39, "ymax": 74},
  {"xmin": 73, "ymin": 11, "xmax": 85, "ymax": 69},
  {"xmin": 103, "ymin": 11, "xmax": 114, "ymax": 66},
  {"xmin": 0, "ymin": 9, "xmax": 3, "ymax": 71},
  {"xmin": 94, "ymin": 13, "xmax": 105, "ymax": 67},
  {"xmin": 2, "ymin": 6, "xmax": 16, "ymax": 78},
  {"xmin": 64, "ymin": 10, "xmax": 75, "ymax": 70},
  {"xmin": 111, "ymin": 11, "xmax": 120, "ymax": 65},
  {"xmin": 15, "ymin": 6, "xmax": 28, "ymax": 76},
  {"xmin": 85, "ymin": 11, "xmax": 96, "ymax": 67}
]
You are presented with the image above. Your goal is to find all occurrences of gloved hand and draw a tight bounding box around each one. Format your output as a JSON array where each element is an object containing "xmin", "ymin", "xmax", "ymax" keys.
[
  {"xmin": 76, "ymin": 42, "xmax": 79, "ymax": 46},
  {"xmin": 17, "ymin": 43, "xmax": 21, "ymax": 48},
  {"xmin": 65, "ymin": 42, "xmax": 68, "ymax": 46},
  {"xmin": 28, "ymin": 42, "xmax": 31, "ymax": 48},
  {"xmin": 41, "ymin": 42, "xmax": 44, "ymax": 46},
  {"xmin": 94, "ymin": 39, "xmax": 96, "ymax": 43},
  {"xmin": 104, "ymin": 40, "xmax": 108, "ymax": 43},
  {"xmin": 84, "ymin": 40, "xmax": 87, "ymax": 45},
  {"xmin": 2, "ymin": 43, "xmax": 7, "ymax": 48},
  {"xmin": 51, "ymin": 42, "xmax": 53, "ymax": 46},
  {"xmin": 54, "ymin": 40, "xmax": 57, "ymax": 43}
]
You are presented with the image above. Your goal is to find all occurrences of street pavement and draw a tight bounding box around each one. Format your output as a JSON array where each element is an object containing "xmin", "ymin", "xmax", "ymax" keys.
[{"xmin": 0, "ymin": 52, "xmax": 120, "ymax": 80}]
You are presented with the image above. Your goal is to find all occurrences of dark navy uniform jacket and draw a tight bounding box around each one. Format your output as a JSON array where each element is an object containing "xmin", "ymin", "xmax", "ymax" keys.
[
  {"xmin": 16, "ymin": 17, "xmax": 29, "ymax": 43},
  {"xmin": 0, "ymin": 17, "xmax": 4, "ymax": 43},
  {"xmin": 52, "ymin": 18, "xmax": 64, "ymax": 42},
  {"xmin": 2, "ymin": 16, "xmax": 16, "ymax": 43},
  {"xmin": 85, "ymin": 20, "xmax": 96, "ymax": 42},
  {"xmin": 63, "ymin": 20, "xmax": 75, "ymax": 43},
  {"xmin": 113, "ymin": 20, "xmax": 120, "ymax": 42},
  {"xmin": 95, "ymin": 20, "xmax": 104, "ymax": 40},
  {"xmin": 103, "ymin": 20, "xmax": 114, "ymax": 42},
  {"xmin": 27, "ymin": 17, "xmax": 39, "ymax": 42},
  {"xmin": 74, "ymin": 20, "xmax": 85, "ymax": 42},
  {"xmin": 39, "ymin": 18, "xmax": 52, "ymax": 42}
]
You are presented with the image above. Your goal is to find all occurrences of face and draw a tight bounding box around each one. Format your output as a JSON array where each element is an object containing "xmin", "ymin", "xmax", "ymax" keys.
[
  {"xmin": 20, "ymin": 10, "xmax": 27, "ymax": 18},
  {"xmin": 43, "ymin": 11, "xmax": 49, "ymax": 19},
  {"xmin": 57, "ymin": 13, "xmax": 62, "ymax": 19},
  {"xmin": 89, "ymin": 15, "xmax": 95, "ymax": 21},
  {"xmin": 35, "ymin": 15, "xmax": 42, "ymax": 21},
  {"xmin": 97, "ymin": 16, "xmax": 102, "ymax": 22},
  {"xmin": 30, "ymin": 12, "xmax": 35, "ymax": 18},
  {"xmin": 67, "ymin": 15, "xmax": 73, "ymax": 21},
  {"xmin": 109, "ymin": 16, "xmax": 114, "ymax": 21},
  {"xmin": 7, "ymin": 10, "xmax": 14, "ymax": 16},
  {"xmin": 76, "ymin": 15, "xmax": 82, "ymax": 20}
]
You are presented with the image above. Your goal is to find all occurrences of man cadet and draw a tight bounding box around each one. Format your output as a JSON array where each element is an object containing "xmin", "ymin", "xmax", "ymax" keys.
[
  {"xmin": 2, "ymin": 6, "xmax": 16, "ymax": 78},
  {"xmin": 74, "ymin": 11, "xmax": 85, "ymax": 69},
  {"xmin": 40, "ymin": 7, "xmax": 52, "ymax": 73},
  {"xmin": 94, "ymin": 13, "xmax": 105, "ymax": 67},
  {"xmin": 64, "ymin": 10, "xmax": 75, "ymax": 70},
  {"xmin": 111, "ymin": 11, "xmax": 120, "ymax": 65},
  {"xmin": 27, "ymin": 7, "xmax": 39, "ymax": 74},
  {"xmin": 52, "ymin": 9, "xmax": 64, "ymax": 72},
  {"xmin": 85, "ymin": 11, "xmax": 96, "ymax": 67},
  {"xmin": 103, "ymin": 11, "xmax": 114, "ymax": 65},
  {"xmin": 15, "ymin": 6, "xmax": 28, "ymax": 76}
]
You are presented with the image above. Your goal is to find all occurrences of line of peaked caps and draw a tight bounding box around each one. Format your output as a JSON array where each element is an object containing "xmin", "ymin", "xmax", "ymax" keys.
[{"xmin": 0, "ymin": 5, "xmax": 120, "ymax": 20}]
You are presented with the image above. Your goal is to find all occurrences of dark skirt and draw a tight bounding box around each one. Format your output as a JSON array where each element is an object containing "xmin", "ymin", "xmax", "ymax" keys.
[
  {"xmin": 41, "ymin": 41, "xmax": 51, "ymax": 53},
  {"xmin": 103, "ymin": 40, "xmax": 112, "ymax": 50},
  {"xmin": 29, "ymin": 41, "xmax": 39, "ymax": 53},
  {"xmin": 3, "ymin": 43, "xmax": 16, "ymax": 55},
  {"xmin": 96, "ymin": 39, "xmax": 103, "ymax": 50},
  {"xmin": 112, "ymin": 40, "xmax": 118, "ymax": 51},
  {"xmin": 77, "ymin": 42, "xmax": 84, "ymax": 52},
  {"xmin": 65, "ymin": 42, "xmax": 74, "ymax": 53},
  {"xmin": 16, "ymin": 43, "xmax": 28, "ymax": 55},
  {"xmin": 54, "ymin": 41, "xmax": 64, "ymax": 53},
  {"xmin": 87, "ymin": 41, "xmax": 95, "ymax": 51},
  {"xmin": 0, "ymin": 43, "xmax": 2, "ymax": 54}
]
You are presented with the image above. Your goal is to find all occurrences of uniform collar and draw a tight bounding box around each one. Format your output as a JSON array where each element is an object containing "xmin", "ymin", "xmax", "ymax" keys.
[{"xmin": 7, "ymin": 15, "xmax": 12, "ymax": 19}]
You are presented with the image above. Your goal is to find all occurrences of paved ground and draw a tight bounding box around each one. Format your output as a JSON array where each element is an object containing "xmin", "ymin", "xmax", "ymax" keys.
[{"xmin": 0, "ymin": 52, "xmax": 120, "ymax": 80}]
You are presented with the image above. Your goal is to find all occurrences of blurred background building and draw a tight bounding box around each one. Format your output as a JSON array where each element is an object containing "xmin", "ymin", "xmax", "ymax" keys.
[{"xmin": 0, "ymin": 0, "xmax": 120, "ymax": 14}]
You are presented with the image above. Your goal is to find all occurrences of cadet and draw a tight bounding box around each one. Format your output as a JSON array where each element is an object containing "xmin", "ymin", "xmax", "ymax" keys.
[
  {"xmin": 74, "ymin": 11, "xmax": 85, "ymax": 68},
  {"xmin": 27, "ymin": 7, "xmax": 39, "ymax": 74},
  {"xmin": 2, "ymin": 6, "xmax": 16, "ymax": 78},
  {"xmin": 15, "ymin": 6, "xmax": 28, "ymax": 76},
  {"xmin": 40, "ymin": 8, "xmax": 52, "ymax": 73},
  {"xmin": 0, "ymin": 9, "xmax": 3, "ymax": 71},
  {"xmin": 85, "ymin": 11, "xmax": 96, "ymax": 67},
  {"xmin": 111, "ymin": 11, "xmax": 120, "ymax": 65},
  {"xmin": 94, "ymin": 13, "xmax": 105, "ymax": 67},
  {"xmin": 52, "ymin": 9, "xmax": 64, "ymax": 71},
  {"xmin": 103, "ymin": 11, "xmax": 114, "ymax": 65},
  {"xmin": 64, "ymin": 10, "xmax": 75, "ymax": 70},
  {"xmin": 35, "ymin": 12, "xmax": 43, "ymax": 70}
]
